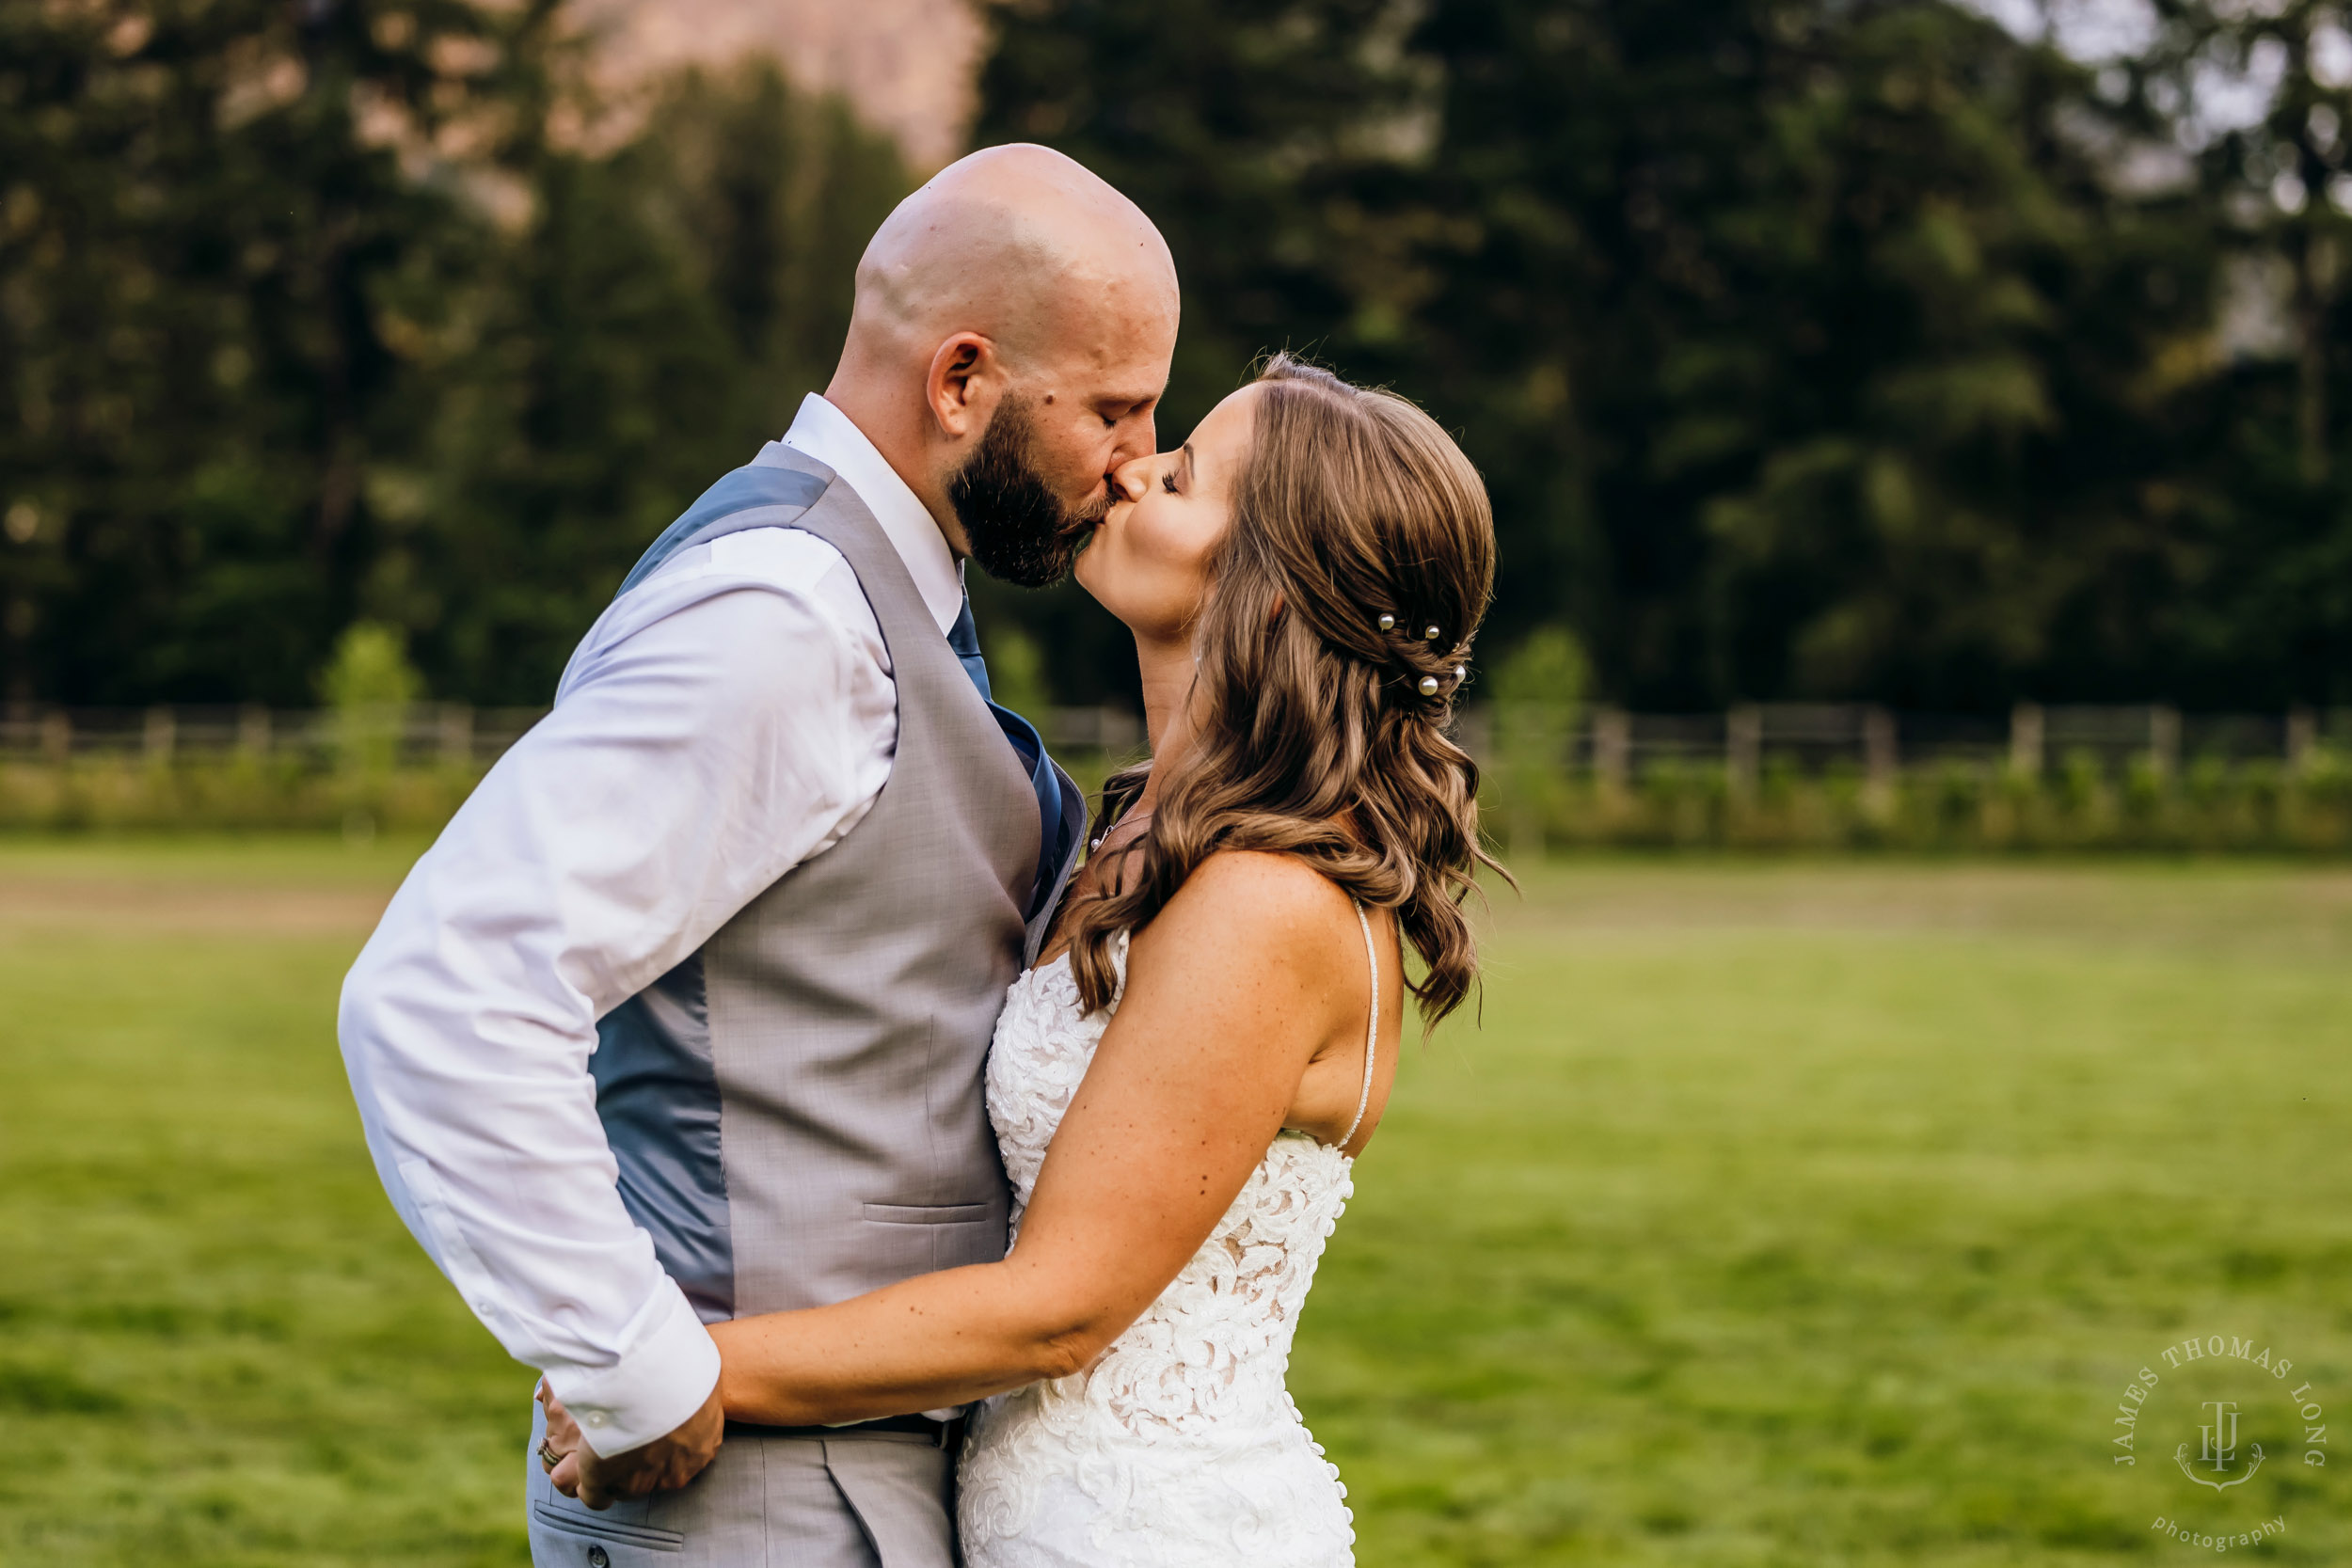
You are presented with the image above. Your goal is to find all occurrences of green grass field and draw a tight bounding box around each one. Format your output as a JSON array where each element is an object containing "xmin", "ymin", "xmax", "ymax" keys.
[{"xmin": 2, "ymin": 840, "xmax": 2345, "ymax": 1565}]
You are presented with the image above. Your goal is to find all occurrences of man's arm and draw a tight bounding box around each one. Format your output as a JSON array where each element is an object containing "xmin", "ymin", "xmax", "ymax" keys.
[{"xmin": 339, "ymin": 536, "xmax": 895, "ymax": 1465}]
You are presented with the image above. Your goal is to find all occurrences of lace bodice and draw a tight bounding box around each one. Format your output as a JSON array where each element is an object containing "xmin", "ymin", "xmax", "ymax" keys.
[{"xmin": 957, "ymin": 930, "xmax": 1363, "ymax": 1567}]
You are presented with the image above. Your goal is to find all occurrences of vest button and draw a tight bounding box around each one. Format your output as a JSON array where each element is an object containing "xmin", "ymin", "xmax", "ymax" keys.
[{"xmin": 586, "ymin": 1547, "xmax": 610, "ymax": 1568}]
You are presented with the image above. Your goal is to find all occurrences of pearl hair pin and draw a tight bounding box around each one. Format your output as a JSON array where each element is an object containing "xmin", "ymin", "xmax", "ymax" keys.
[
  {"xmin": 1377, "ymin": 613, "xmax": 1395, "ymax": 632},
  {"xmin": 1423, "ymin": 624, "xmax": 1440, "ymax": 641},
  {"xmin": 1418, "ymin": 675, "xmax": 1440, "ymax": 696}
]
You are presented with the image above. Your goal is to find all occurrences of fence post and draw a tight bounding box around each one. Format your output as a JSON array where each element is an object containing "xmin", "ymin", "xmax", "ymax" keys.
[
  {"xmin": 237, "ymin": 704, "xmax": 272, "ymax": 759},
  {"xmin": 142, "ymin": 705, "xmax": 176, "ymax": 766},
  {"xmin": 40, "ymin": 708, "xmax": 71, "ymax": 765},
  {"xmin": 1593, "ymin": 705, "xmax": 1630, "ymax": 797},
  {"xmin": 2009, "ymin": 702, "xmax": 2044, "ymax": 778},
  {"xmin": 1726, "ymin": 705, "xmax": 1760, "ymax": 801},
  {"xmin": 2149, "ymin": 704, "xmax": 2181, "ymax": 784},
  {"xmin": 437, "ymin": 704, "xmax": 475, "ymax": 769},
  {"xmin": 2287, "ymin": 705, "xmax": 2316, "ymax": 776},
  {"xmin": 1863, "ymin": 705, "xmax": 1899, "ymax": 809}
]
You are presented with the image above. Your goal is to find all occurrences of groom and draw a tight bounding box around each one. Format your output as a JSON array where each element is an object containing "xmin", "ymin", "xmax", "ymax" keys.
[{"xmin": 339, "ymin": 145, "xmax": 1177, "ymax": 1565}]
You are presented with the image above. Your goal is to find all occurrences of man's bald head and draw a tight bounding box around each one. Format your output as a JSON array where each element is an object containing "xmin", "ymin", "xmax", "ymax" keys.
[
  {"xmin": 846, "ymin": 144, "xmax": 1177, "ymax": 375},
  {"xmin": 823, "ymin": 144, "xmax": 1179, "ymax": 584}
]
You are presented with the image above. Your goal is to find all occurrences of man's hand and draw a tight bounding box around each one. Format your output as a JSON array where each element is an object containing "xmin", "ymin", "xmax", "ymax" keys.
[
  {"xmin": 536, "ymin": 1379, "xmax": 585, "ymax": 1459},
  {"xmin": 544, "ymin": 1381, "xmax": 724, "ymax": 1511}
]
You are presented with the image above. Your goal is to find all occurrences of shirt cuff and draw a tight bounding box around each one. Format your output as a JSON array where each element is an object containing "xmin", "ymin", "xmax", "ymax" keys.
[{"xmin": 542, "ymin": 1285, "xmax": 721, "ymax": 1459}]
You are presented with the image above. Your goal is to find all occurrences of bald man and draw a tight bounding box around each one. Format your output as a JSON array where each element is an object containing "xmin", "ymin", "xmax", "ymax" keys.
[{"xmin": 340, "ymin": 146, "xmax": 1178, "ymax": 1566}]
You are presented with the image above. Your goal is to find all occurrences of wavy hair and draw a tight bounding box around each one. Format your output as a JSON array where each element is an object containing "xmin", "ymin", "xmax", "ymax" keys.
[{"xmin": 1065, "ymin": 354, "xmax": 1504, "ymax": 1029}]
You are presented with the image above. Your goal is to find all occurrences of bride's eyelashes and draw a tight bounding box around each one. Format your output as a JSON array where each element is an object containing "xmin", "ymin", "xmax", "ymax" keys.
[{"xmin": 1160, "ymin": 469, "xmax": 1179, "ymax": 496}]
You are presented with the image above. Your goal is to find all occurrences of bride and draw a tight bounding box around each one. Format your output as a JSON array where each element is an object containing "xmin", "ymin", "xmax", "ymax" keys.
[{"xmin": 556, "ymin": 352, "xmax": 1498, "ymax": 1565}]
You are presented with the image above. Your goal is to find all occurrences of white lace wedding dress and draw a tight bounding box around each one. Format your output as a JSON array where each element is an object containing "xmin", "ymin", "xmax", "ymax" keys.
[{"xmin": 958, "ymin": 916, "xmax": 1381, "ymax": 1567}]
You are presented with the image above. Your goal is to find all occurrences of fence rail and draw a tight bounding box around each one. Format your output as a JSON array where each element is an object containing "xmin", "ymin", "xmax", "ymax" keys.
[
  {"xmin": 1458, "ymin": 702, "xmax": 2352, "ymax": 783},
  {"xmin": 0, "ymin": 704, "xmax": 1148, "ymax": 770},
  {"xmin": 2, "ymin": 702, "xmax": 2343, "ymax": 775},
  {"xmin": 3, "ymin": 702, "xmax": 2348, "ymax": 847}
]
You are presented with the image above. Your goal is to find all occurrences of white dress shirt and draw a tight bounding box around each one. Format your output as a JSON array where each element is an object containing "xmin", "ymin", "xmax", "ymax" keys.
[{"xmin": 339, "ymin": 395, "xmax": 964, "ymax": 1456}]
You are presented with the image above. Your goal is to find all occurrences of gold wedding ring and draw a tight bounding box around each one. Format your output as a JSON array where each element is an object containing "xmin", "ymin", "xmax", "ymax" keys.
[{"xmin": 538, "ymin": 1439, "xmax": 564, "ymax": 1472}]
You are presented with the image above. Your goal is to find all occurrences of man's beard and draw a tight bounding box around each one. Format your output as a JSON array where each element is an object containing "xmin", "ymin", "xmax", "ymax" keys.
[{"xmin": 948, "ymin": 397, "xmax": 1109, "ymax": 589}]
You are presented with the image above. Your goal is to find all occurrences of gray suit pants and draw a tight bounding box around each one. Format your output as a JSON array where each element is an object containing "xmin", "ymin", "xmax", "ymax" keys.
[{"xmin": 526, "ymin": 1400, "xmax": 959, "ymax": 1568}]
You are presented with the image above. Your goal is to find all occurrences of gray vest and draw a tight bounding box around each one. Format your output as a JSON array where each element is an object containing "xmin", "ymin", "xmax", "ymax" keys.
[{"xmin": 590, "ymin": 448, "xmax": 1082, "ymax": 1321}]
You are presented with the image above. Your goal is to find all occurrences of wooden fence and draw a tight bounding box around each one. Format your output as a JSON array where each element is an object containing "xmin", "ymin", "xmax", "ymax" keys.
[
  {"xmin": 3, "ymin": 701, "xmax": 2347, "ymax": 847},
  {"xmin": 0, "ymin": 704, "xmax": 1148, "ymax": 770},
  {"xmin": 1455, "ymin": 702, "xmax": 2352, "ymax": 785},
  {"xmin": 3, "ymin": 702, "xmax": 2343, "ymax": 778}
]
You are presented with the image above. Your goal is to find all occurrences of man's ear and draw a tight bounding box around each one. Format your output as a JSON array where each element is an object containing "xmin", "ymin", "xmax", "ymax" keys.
[{"xmin": 927, "ymin": 332, "xmax": 1000, "ymax": 440}]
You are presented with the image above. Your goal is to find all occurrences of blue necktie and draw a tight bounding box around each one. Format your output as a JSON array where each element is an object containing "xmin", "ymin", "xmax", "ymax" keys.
[
  {"xmin": 949, "ymin": 597, "xmax": 1080, "ymax": 923},
  {"xmin": 946, "ymin": 597, "xmax": 994, "ymax": 703}
]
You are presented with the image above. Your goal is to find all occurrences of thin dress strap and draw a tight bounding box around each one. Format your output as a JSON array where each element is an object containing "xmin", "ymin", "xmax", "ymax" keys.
[{"xmin": 1339, "ymin": 902, "xmax": 1380, "ymax": 1150}]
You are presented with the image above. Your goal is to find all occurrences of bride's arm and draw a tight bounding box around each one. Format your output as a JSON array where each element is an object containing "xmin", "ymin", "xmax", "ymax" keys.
[{"xmin": 707, "ymin": 850, "xmax": 1360, "ymax": 1426}]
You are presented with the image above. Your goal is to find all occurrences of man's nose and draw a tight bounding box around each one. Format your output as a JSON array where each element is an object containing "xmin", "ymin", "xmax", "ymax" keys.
[{"xmin": 1109, "ymin": 414, "xmax": 1158, "ymax": 475}]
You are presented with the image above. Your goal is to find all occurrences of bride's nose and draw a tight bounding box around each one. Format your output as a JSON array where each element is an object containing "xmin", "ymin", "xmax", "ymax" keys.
[{"xmin": 1109, "ymin": 453, "xmax": 1157, "ymax": 504}]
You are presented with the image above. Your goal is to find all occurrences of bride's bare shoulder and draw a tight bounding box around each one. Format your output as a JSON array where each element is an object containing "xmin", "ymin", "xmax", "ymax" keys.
[{"xmin": 1137, "ymin": 850, "xmax": 1361, "ymax": 975}]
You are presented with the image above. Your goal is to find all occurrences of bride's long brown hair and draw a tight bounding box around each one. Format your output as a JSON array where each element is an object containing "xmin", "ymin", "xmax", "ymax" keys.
[{"xmin": 1064, "ymin": 353, "xmax": 1503, "ymax": 1029}]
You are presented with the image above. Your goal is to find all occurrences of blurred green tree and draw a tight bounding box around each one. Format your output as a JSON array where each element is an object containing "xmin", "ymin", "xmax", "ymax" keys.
[
  {"xmin": 975, "ymin": 0, "xmax": 2308, "ymax": 708},
  {"xmin": 320, "ymin": 617, "xmax": 422, "ymax": 776},
  {"xmin": 7, "ymin": 0, "xmax": 2349, "ymax": 715},
  {"xmin": 0, "ymin": 0, "xmax": 552, "ymax": 706},
  {"xmin": 982, "ymin": 622, "xmax": 1054, "ymax": 721},
  {"xmin": 2125, "ymin": 1, "xmax": 2352, "ymax": 704},
  {"xmin": 0, "ymin": 11, "xmax": 907, "ymax": 709},
  {"xmin": 390, "ymin": 61, "xmax": 911, "ymax": 704},
  {"xmin": 1488, "ymin": 625, "xmax": 1588, "ymax": 856}
]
